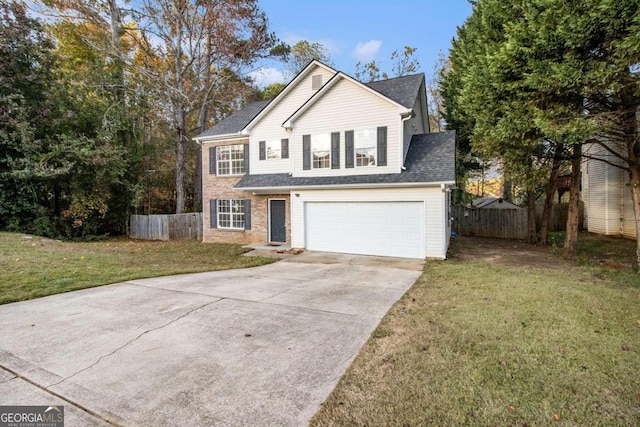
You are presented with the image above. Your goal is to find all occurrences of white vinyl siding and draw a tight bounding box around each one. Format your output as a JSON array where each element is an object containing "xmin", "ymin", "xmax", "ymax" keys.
[
  {"xmin": 622, "ymin": 181, "xmax": 636, "ymax": 238},
  {"xmin": 290, "ymin": 187, "xmax": 449, "ymax": 259},
  {"xmin": 584, "ymin": 142, "xmax": 637, "ymax": 238},
  {"xmin": 250, "ymin": 65, "xmax": 336, "ymax": 175},
  {"xmin": 291, "ymin": 78, "xmax": 401, "ymax": 177},
  {"xmin": 403, "ymin": 94, "xmax": 427, "ymax": 162}
]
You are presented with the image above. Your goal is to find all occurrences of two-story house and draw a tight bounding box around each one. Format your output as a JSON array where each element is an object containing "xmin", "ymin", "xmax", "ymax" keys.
[{"xmin": 194, "ymin": 60, "xmax": 456, "ymax": 259}]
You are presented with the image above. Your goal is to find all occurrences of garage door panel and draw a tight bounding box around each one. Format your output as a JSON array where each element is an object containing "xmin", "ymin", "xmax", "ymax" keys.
[{"xmin": 305, "ymin": 202, "xmax": 425, "ymax": 259}]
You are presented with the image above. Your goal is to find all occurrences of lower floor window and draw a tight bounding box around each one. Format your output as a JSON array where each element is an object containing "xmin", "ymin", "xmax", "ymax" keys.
[{"xmin": 218, "ymin": 199, "xmax": 245, "ymax": 229}]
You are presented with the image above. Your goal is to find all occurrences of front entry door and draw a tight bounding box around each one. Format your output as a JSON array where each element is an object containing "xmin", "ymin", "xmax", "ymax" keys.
[{"xmin": 269, "ymin": 200, "xmax": 286, "ymax": 243}]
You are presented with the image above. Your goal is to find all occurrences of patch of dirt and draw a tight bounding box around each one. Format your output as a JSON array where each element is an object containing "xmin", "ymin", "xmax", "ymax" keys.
[{"xmin": 450, "ymin": 236, "xmax": 569, "ymax": 269}]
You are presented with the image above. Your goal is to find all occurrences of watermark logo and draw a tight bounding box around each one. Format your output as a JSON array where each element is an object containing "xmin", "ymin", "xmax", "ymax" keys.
[{"xmin": 0, "ymin": 406, "xmax": 64, "ymax": 427}]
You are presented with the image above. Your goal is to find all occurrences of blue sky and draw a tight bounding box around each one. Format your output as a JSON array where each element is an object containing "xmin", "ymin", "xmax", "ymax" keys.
[{"xmin": 250, "ymin": 0, "xmax": 474, "ymax": 87}]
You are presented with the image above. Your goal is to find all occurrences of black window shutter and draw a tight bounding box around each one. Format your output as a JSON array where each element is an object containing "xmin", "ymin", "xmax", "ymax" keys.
[
  {"xmin": 209, "ymin": 147, "xmax": 216, "ymax": 174},
  {"xmin": 303, "ymin": 135, "xmax": 311, "ymax": 170},
  {"xmin": 209, "ymin": 199, "xmax": 217, "ymax": 228},
  {"xmin": 281, "ymin": 138, "xmax": 289, "ymax": 159},
  {"xmin": 345, "ymin": 130, "xmax": 354, "ymax": 168},
  {"xmin": 244, "ymin": 199, "xmax": 251, "ymax": 230},
  {"xmin": 259, "ymin": 141, "xmax": 266, "ymax": 160},
  {"xmin": 377, "ymin": 126, "xmax": 387, "ymax": 166},
  {"xmin": 243, "ymin": 144, "xmax": 249, "ymax": 172},
  {"xmin": 331, "ymin": 132, "xmax": 340, "ymax": 169}
]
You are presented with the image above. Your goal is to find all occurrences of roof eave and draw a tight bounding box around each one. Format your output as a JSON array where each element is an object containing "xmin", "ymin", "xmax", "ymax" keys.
[{"xmin": 235, "ymin": 180, "xmax": 456, "ymax": 193}]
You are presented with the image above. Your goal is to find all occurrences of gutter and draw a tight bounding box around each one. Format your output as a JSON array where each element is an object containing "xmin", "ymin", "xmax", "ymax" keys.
[
  {"xmin": 234, "ymin": 180, "xmax": 456, "ymax": 193},
  {"xmin": 193, "ymin": 133, "xmax": 248, "ymax": 145}
]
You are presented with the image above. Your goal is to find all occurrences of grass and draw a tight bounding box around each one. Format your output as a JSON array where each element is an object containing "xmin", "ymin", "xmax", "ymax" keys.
[
  {"xmin": 0, "ymin": 232, "xmax": 275, "ymax": 304},
  {"xmin": 311, "ymin": 235, "xmax": 640, "ymax": 426}
]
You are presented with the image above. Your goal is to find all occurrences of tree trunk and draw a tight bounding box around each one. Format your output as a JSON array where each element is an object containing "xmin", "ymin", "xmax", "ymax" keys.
[
  {"xmin": 527, "ymin": 189, "xmax": 537, "ymax": 243},
  {"xmin": 193, "ymin": 32, "xmax": 211, "ymax": 214},
  {"xmin": 175, "ymin": 120, "xmax": 186, "ymax": 214},
  {"xmin": 194, "ymin": 147, "xmax": 202, "ymax": 212},
  {"xmin": 503, "ymin": 178, "xmax": 512, "ymax": 202},
  {"xmin": 173, "ymin": 7, "xmax": 185, "ymax": 215},
  {"xmin": 540, "ymin": 147, "xmax": 562, "ymax": 245},
  {"xmin": 563, "ymin": 144, "xmax": 582, "ymax": 259}
]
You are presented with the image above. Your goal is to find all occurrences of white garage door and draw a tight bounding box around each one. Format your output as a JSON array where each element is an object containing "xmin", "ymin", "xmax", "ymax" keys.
[{"xmin": 305, "ymin": 202, "xmax": 425, "ymax": 259}]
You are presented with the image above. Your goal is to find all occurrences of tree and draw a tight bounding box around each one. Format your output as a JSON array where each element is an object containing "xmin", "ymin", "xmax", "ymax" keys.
[
  {"xmin": 427, "ymin": 51, "xmax": 448, "ymax": 132},
  {"xmin": 442, "ymin": 0, "xmax": 547, "ymax": 242},
  {"xmin": 354, "ymin": 46, "xmax": 420, "ymax": 83},
  {"xmin": 44, "ymin": 0, "xmax": 282, "ymax": 214},
  {"xmin": 0, "ymin": 0, "xmax": 58, "ymax": 231},
  {"xmin": 390, "ymin": 46, "xmax": 420, "ymax": 77},
  {"xmin": 259, "ymin": 82, "xmax": 286, "ymax": 100},
  {"xmin": 285, "ymin": 40, "xmax": 331, "ymax": 77},
  {"xmin": 0, "ymin": 1, "xmax": 131, "ymax": 237},
  {"xmin": 442, "ymin": 0, "xmax": 640, "ymax": 267}
]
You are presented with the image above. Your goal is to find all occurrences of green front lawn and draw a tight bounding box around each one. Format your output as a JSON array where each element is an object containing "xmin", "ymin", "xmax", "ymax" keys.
[
  {"xmin": 0, "ymin": 232, "xmax": 275, "ymax": 304},
  {"xmin": 312, "ymin": 235, "xmax": 640, "ymax": 426}
]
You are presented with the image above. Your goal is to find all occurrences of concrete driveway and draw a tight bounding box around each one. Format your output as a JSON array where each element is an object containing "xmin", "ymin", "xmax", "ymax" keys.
[{"xmin": 0, "ymin": 253, "xmax": 422, "ymax": 426}]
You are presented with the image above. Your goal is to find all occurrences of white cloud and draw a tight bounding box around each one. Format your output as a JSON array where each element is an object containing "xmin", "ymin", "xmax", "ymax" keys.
[
  {"xmin": 352, "ymin": 40, "xmax": 382, "ymax": 62},
  {"xmin": 248, "ymin": 67, "xmax": 287, "ymax": 88}
]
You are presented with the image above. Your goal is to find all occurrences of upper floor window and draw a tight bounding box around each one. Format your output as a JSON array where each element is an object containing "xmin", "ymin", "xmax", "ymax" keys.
[
  {"xmin": 217, "ymin": 145, "xmax": 245, "ymax": 175},
  {"xmin": 267, "ymin": 140, "xmax": 281, "ymax": 159},
  {"xmin": 354, "ymin": 128, "xmax": 377, "ymax": 167},
  {"xmin": 312, "ymin": 134, "xmax": 331, "ymax": 169},
  {"xmin": 259, "ymin": 139, "xmax": 289, "ymax": 160}
]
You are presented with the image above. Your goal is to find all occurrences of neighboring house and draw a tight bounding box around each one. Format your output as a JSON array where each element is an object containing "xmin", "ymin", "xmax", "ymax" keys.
[
  {"xmin": 582, "ymin": 143, "xmax": 637, "ymax": 238},
  {"xmin": 193, "ymin": 60, "xmax": 456, "ymax": 259},
  {"xmin": 470, "ymin": 197, "xmax": 522, "ymax": 210}
]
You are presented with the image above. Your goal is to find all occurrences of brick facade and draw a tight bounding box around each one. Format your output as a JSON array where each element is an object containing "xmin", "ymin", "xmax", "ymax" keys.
[{"xmin": 202, "ymin": 139, "xmax": 291, "ymax": 245}]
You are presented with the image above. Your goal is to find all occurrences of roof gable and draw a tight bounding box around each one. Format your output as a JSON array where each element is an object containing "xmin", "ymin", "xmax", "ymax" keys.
[
  {"xmin": 242, "ymin": 60, "xmax": 337, "ymax": 132},
  {"xmin": 282, "ymin": 71, "xmax": 413, "ymax": 128}
]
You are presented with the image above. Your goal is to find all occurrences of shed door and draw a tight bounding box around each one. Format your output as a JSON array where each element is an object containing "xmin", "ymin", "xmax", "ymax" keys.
[{"xmin": 304, "ymin": 202, "xmax": 425, "ymax": 259}]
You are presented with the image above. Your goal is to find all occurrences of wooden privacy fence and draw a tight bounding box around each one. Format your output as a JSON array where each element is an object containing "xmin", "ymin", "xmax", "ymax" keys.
[
  {"xmin": 129, "ymin": 213, "xmax": 203, "ymax": 241},
  {"xmin": 452, "ymin": 202, "xmax": 583, "ymax": 239},
  {"xmin": 452, "ymin": 206, "xmax": 528, "ymax": 239}
]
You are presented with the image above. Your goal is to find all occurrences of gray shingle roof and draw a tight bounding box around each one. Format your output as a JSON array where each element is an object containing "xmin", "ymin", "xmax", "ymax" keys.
[
  {"xmin": 366, "ymin": 73, "xmax": 424, "ymax": 109},
  {"xmin": 234, "ymin": 130, "xmax": 455, "ymax": 189},
  {"xmin": 195, "ymin": 100, "xmax": 270, "ymax": 139}
]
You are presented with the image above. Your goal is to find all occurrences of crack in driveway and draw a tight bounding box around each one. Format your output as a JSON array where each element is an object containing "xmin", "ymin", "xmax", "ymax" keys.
[{"xmin": 47, "ymin": 299, "xmax": 221, "ymax": 388}]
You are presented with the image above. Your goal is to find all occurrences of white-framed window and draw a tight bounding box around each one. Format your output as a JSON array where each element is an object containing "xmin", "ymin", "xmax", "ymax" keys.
[
  {"xmin": 267, "ymin": 140, "xmax": 281, "ymax": 159},
  {"xmin": 354, "ymin": 128, "xmax": 376, "ymax": 167},
  {"xmin": 217, "ymin": 199, "xmax": 245, "ymax": 229},
  {"xmin": 312, "ymin": 133, "xmax": 331, "ymax": 169},
  {"xmin": 217, "ymin": 145, "xmax": 245, "ymax": 175}
]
